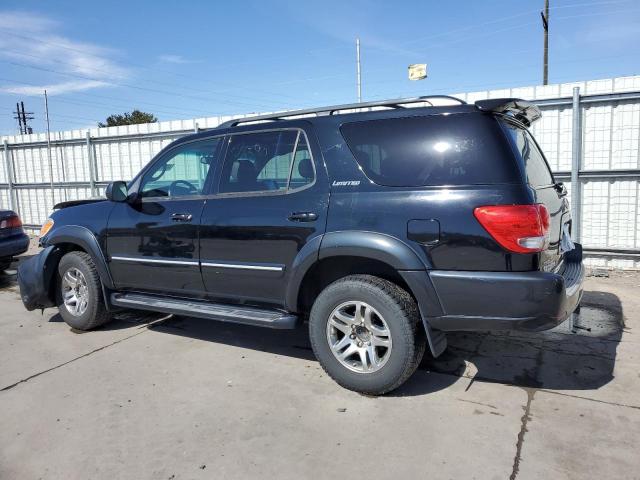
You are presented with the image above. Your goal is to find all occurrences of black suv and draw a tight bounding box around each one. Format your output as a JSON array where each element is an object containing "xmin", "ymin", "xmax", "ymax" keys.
[{"xmin": 18, "ymin": 96, "xmax": 584, "ymax": 395}]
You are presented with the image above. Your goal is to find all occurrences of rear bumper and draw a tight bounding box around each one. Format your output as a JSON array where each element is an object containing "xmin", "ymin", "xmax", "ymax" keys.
[
  {"xmin": 427, "ymin": 244, "xmax": 584, "ymax": 332},
  {"xmin": 0, "ymin": 232, "xmax": 29, "ymax": 259}
]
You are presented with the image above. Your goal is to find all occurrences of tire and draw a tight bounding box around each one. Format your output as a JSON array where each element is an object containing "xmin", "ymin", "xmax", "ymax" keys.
[
  {"xmin": 55, "ymin": 251, "xmax": 111, "ymax": 330},
  {"xmin": 0, "ymin": 259, "xmax": 11, "ymax": 272},
  {"xmin": 309, "ymin": 275, "xmax": 426, "ymax": 395}
]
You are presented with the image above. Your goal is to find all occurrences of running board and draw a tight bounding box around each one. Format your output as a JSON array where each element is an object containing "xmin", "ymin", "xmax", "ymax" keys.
[{"xmin": 110, "ymin": 293, "xmax": 299, "ymax": 329}]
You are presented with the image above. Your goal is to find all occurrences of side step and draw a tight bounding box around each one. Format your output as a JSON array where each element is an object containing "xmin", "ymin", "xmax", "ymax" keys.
[{"xmin": 110, "ymin": 292, "xmax": 299, "ymax": 329}]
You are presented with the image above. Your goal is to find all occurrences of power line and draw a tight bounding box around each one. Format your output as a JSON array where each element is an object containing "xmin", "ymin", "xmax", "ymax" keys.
[
  {"xmin": 0, "ymin": 58, "xmax": 292, "ymax": 111},
  {"xmin": 0, "ymin": 27, "xmax": 306, "ymax": 104},
  {"xmin": 0, "ymin": 75, "xmax": 253, "ymax": 118},
  {"xmin": 0, "ymin": 78, "xmax": 208, "ymax": 120},
  {"xmin": 396, "ymin": 0, "xmax": 632, "ymax": 48},
  {"xmin": 0, "ymin": 49, "xmax": 302, "ymax": 108}
]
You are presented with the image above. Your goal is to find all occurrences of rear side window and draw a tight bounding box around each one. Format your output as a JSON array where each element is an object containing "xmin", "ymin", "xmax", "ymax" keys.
[
  {"xmin": 502, "ymin": 123, "xmax": 554, "ymax": 187},
  {"xmin": 219, "ymin": 130, "xmax": 315, "ymax": 194},
  {"xmin": 340, "ymin": 114, "xmax": 519, "ymax": 187}
]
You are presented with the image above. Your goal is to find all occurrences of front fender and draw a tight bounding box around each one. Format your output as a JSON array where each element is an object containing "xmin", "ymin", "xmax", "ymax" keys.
[
  {"xmin": 44, "ymin": 225, "xmax": 114, "ymax": 289},
  {"xmin": 17, "ymin": 246, "xmax": 63, "ymax": 311}
]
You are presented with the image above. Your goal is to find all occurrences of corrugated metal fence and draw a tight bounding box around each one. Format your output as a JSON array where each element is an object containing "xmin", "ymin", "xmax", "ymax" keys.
[{"xmin": 2, "ymin": 76, "xmax": 640, "ymax": 269}]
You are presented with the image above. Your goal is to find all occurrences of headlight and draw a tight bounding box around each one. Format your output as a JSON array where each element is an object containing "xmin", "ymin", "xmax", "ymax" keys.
[{"xmin": 39, "ymin": 218, "xmax": 54, "ymax": 237}]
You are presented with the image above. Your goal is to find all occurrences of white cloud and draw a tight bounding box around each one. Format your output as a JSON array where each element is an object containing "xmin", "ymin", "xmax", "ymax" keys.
[
  {"xmin": 0, "ymin": 10, "xmax": 58, "ymax": 32},
  {"xmin": 0, "ymin": 10, "xmax": 129, "ymax": 96},
  {"xmin": 2, "ymin": 80, "xmax": 109, "ymax": 96},
  {"xmin": 158, "ymin": 54, "xmax": 192, "ymax": 64}
]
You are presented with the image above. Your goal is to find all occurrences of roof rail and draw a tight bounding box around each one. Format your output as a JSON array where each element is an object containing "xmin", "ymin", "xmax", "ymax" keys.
[{"xmin": 217, "ymin": 95, "xmax": 466, "ymax": 128}]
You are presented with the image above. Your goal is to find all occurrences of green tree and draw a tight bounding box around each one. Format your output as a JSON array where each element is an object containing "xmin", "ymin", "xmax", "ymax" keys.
[{"xmin": 98, "ymin": 110, "xmax": 157, "ymax": 127}]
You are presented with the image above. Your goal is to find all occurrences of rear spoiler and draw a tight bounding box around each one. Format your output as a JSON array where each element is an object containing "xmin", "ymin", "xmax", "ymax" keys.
[{"xmin": 474, "ymin": 98, "xmax": 542, "ymax": 127}]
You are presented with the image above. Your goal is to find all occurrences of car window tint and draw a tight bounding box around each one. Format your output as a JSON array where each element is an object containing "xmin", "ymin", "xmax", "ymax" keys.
[
  {"xmin": 219, "ymin": 130, "xmax": 299, "ymax": 193},
  {"xmin": 140, "ymin": 138, "xmax": 221, "ymax": 198},
  {"xmin": 503, "ymin": 123, "xmax": 554, "ymax": 187},
  {"xmin": 340, "ymin": 114, "xmax": 519, "ymax": 187}
]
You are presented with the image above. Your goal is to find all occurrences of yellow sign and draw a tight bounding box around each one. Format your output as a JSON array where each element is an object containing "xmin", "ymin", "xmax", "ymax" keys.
[{"xmin": 408, "ymin": 64, "xmax": 427, "ymax": 81}]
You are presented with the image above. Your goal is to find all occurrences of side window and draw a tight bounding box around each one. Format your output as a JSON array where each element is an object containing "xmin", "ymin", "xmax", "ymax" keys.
[
  {"xmin": 505, "ymin": 125, "xmax": 554, "ymax": 187},
  {"xmin": 340, "ymin": 115, "xmax": 520, "ymax": 187},
  {"xmin": 219, "ymin": 130, "xmax": 315, "ymax": 193},
  {"xmin": 140, "ymin": 138, "xmax": 221, "ymax": 198}
]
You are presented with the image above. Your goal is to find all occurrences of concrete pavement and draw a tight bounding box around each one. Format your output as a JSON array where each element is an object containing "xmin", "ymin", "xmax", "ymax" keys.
[{"xmin": 1, "ymin": 259, "xmax": 638, "ymax": 480}]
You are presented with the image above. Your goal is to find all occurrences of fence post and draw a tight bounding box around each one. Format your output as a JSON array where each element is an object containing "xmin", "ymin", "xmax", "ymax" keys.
[
  {"xmin": 86, "ymin": 131, "xmax": 97, "ymax": 197},
  {"xmin": 3, "ymin": 139, "xmax": 17, "ymax": 214},
  {"xmin": 571, "ymin": 86, "xmax": 582, "ymax": 242}
]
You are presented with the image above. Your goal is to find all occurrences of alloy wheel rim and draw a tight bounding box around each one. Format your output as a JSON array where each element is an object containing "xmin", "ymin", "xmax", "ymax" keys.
[
  {"xmin": 61, "ymin": 267, "xmax": 89, "ymax": 317},
  {"xmin": 326, "ymin": 301, "xmax": 392, "ymax": 374}
]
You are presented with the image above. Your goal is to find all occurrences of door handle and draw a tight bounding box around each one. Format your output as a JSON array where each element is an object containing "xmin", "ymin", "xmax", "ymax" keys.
[
  {"xmin": 288, "ymin": 212, "xmax": 318, "ymax": 222},
  {"xmin": 171, "ymin": 213, "xmax": 193, "ymax": 222}
]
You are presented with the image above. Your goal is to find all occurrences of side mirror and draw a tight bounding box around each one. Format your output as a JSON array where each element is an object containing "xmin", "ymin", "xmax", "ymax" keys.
[{"xmin": 105, "ymin": 181, "xmax": 129, "ymax": 202}]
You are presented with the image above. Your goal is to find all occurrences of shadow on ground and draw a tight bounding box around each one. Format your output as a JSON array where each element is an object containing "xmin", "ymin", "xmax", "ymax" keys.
[
  {"xmin": 0, "ymin": 254, "xmax": 35, "ymax": 292},
  {"xmin": 2, "ymin": 253, "xmax": 625, "ymax": 397},
  {"xmin": 412, "ymin": 290, "xmax": 624, "ymax": 394},
  {"xmin": 111, "ymin": 289, "xmax": 624, "ymax": 397}
]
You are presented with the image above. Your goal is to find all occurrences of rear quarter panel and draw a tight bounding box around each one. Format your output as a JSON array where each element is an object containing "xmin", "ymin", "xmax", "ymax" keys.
[
  {"xmin": 326, "ymin": 184, "xmax": 538, "ymax": 271},
  {"xmin": 315, "ymin": 117, "xmax": 539, "ymax": 272}
]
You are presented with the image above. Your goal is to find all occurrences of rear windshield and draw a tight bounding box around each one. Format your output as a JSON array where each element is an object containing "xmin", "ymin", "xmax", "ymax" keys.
[
  {"xmin": 340, "ymin": 113, "xmax": 519, "ymax": 187},
  {"xmin": 501, "ymin": 122, "xmax": 554, "ymax": 187}
]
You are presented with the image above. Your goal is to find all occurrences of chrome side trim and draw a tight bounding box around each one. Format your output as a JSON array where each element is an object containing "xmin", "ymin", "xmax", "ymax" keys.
[
  {"xmin": 110, "ymin": 256, "xmax": 198, "ymax": 266},
  {"xmin": 110, "ymin": 255, "xmax": 284, "ymax": 272},
  {"xmin": 201, "ymin": 261, "xmax": 284, "ymax": 272}
]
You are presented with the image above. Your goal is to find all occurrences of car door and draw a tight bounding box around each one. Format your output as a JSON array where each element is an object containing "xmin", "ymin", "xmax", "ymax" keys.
[
  {"xmin": 199, "ymin": 126, "xmax": 329, "ymax": 307},
  {"xmin": 106, "ymin": 136, "xmax": 223, "ymax": 296}
]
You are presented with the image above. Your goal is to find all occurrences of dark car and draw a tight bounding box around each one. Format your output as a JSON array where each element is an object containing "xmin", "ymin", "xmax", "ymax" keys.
[
  {"xmin": 0, "ymin": 210, "xmax": 29, "ymax": 271},
  {"xmin": 18, "ymin": 95, "xmax": 584, "ymax": 394}
]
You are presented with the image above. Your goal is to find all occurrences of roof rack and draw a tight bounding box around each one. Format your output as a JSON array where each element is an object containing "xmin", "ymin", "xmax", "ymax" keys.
[{"xmin": 218, "ymin": 95, "xmax": 466, "ymax": 128}]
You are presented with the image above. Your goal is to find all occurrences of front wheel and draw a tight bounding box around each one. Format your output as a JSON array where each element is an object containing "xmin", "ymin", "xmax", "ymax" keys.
[
  {"xmin": 309, "ymin": 275, "xmax": 426, "ymax": 395},
  {"xmin": 55, "ymin": 251, "xmax": 111, "ymax": 330}
]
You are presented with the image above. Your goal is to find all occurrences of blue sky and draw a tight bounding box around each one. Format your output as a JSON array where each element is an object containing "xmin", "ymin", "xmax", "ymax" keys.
[{"xmin": 1, "ymin": 0, "xmax": 639, "ymax": 134}]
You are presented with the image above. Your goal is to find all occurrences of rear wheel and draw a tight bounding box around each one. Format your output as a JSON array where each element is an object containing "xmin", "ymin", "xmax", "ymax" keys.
[
  {"xmin": 56, "ymin": 251, "xmax": 111, "ymax": 330},
  {"xmin": 309, "ymin": 275, "xmax": 425, "ymax": 395}
]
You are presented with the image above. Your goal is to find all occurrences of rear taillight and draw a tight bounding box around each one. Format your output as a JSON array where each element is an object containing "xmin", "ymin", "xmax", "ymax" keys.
[
  {"xmin": 0, "ymin": 215, "xmax": 22, "ymax": 230},
  {"xmin": 473, "ymin": 204, "xmax": 550, "ymax": 253}
]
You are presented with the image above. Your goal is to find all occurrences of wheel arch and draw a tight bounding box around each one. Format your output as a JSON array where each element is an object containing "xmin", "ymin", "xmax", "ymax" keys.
[
  {"xmin": 45, "ymin": 225, "xmax": 114, "ymax": 289},
  {"xmin": 286, "ymin": 231, "xmax": 447, "ymax": 357}
]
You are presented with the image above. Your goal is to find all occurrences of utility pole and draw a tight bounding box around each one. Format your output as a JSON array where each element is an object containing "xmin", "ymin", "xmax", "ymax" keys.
[
  {"xmin": 44, "ymin": 90, "xmax": 55, "ymax": 207},
  {"xmin": 356, "ymin": 37, "xmax": 362, "ymax": 103},
  {"xmin": 541, "ymin": 0, "xmax": 549, "ymax": 85},
  {"xmin": 13, "ymin": 101, "xmax": 34, "ymax": 134}
]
